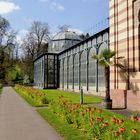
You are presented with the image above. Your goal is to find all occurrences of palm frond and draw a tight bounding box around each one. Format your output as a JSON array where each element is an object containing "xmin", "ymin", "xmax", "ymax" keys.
[
  {"xmin": 100, "ymin": 49, "xmax": 116, "ymax": 59},
  {"xmin": 98, "ymin": 58, "xmax": 112, "ymax": 67},
  {"xmin": 92, "ymin": 54, "xmax": 102, "ymax": 60},
  {"xmin": 115, "ymin": 56, "xmax": 124, "ymax": 60},
  {"xmin": 113, "ymin": 63, "xmax": 124, "ymax": 69}
]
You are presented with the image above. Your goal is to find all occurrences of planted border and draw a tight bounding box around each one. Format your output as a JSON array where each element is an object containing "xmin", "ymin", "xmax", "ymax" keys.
[
  {"xmin": 37, "ymin": 108, "xmax": 91, "ymax": 140},
  {"xmin": 14, "ymin": 85, "xmax": 49, "ymax": 107},
  {"xmin": 38, "ymin": 96, "xmax": 140, "ymax": 140},
  {"xmin": 14, "ymin": 85, "xmax": 140, "ymax": 140}
]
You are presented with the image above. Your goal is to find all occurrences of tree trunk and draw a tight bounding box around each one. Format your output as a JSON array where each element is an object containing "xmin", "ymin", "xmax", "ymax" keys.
[{"xmin": 104, "ymin": 66, "xmax": 110, "ymax": 100}]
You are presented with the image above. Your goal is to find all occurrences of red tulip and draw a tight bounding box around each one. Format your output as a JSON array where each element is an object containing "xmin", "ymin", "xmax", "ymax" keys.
[
  {"xmin": 114, "ymin": 131, "xmax": 120, "ymax": 136},
  {"xmin": 102, "ymin": 123, "xmax": 109, "ymax": 127},
  {"xmin": 118, "ymin": 127, "xmax": 126, "ymax": 133}
]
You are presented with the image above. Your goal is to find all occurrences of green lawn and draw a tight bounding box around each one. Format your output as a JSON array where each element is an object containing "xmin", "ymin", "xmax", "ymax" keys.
[
  {"xmin": 37, "ymin": 107, "xmax": 140, "ymax": 140},
  {"xmin": 37, "ymin": 108, "xmax": 91, "ymax": 140},
  {"xmin": 42, "ymin": 89, "xmax": 102, "ymax": 104}
]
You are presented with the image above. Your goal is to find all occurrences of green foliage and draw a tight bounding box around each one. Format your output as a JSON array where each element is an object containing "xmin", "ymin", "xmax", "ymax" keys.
[
  {"xmin": 37, "ymin": 108, "xmax": 91, "ymax": 140},
  {"xmin": 14, "ymin": 85, "xmax": 140, "ymax": 140},
  {"xmin": 92, "ymin": 48, "xmax": 124, "ymax": 68},
  {"xmin": 5, "ymin": 64, "xmax": 23, "ymax": 83},
  {"xmin": 46, "ymin": 97, "xmax": 140, "ymax": 140},
  {"xmin": 42, "ymin": 89, "xmax": 102, "ymax": 104},
  {"xmin": 41, "ymin": 96, "xmax": 50, "ymax": 104},
  {"xmin": 14, "ymin": 85, "xmax": 48, "ymax": 107},
  {"xmin": 0, "ymin": 83, "xmax": 2, "ymax": 94}
]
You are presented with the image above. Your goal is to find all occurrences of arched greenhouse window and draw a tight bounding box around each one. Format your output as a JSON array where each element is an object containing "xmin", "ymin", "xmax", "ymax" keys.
[
  {"xmin": 68, "ymin": 56, "xmax": 73, "ymax": 89},
  {"xmin": 80, "ymin": 51, "xmax": 87, "ymax": 87},
  {"xmin": 74, "ymin": 54, "xmax": 79, "ymax": 89},
  {"xmin": 63, "ymin": 57, "xmax": 67, "ymax": 89},
  {"xmin": 59, "ymin": 59, "xmax": 64, "ymax": 88},
  {"xmin": 98, "ymin": 43, "xmax": 108, "ymax": 92},
  {"xmin": 88, "ymin": 47, "xmax": 96, "ymax": 91}
]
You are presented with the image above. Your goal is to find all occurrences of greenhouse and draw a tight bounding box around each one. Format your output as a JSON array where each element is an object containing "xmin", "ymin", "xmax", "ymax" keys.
[{"xmin": 34, "ymin": 28, "xmax": 109, "ymax": 94}]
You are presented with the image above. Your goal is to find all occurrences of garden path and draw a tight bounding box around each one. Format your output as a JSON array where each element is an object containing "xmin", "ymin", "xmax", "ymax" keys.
[{"xmin": 0, "ymin": 86, "xmax": 63, "ymax": 140}]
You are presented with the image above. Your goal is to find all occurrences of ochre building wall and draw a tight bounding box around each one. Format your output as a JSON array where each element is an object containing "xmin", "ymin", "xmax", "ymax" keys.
[{"xmin": 109, "ymin": 0, "xmax": 140, "ymax": 110}]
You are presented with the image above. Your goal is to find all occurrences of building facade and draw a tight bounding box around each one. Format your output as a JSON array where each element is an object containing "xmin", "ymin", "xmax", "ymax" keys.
[
  {"xmin": 109, "ymin": 0, "xmax": 140, "ymax": 110},
  {"xmin": 34, "ymin": 28, "xmax": 109, "ymax": 96}
]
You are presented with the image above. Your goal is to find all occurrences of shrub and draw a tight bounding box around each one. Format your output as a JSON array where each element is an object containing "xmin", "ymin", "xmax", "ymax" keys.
[
  {"xmin": 0, "ymin": 83, "xmax": 2, "ymax": 94},
  {"xmin": 0, "ymin": 83, "xmax": 2, "ymax": 89},
  {"xmin": 41, "ymin": 96, "xmax": 50, "ymax": 104},
  {"xmin": 14, "ymin": 84, "xmax": 48, "ymax": 106}
]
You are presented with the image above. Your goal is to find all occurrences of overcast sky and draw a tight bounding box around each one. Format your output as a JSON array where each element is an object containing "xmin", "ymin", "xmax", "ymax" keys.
[{"xmin": 0, "ymin": 0, "xmax": 109, "ymax": 37}]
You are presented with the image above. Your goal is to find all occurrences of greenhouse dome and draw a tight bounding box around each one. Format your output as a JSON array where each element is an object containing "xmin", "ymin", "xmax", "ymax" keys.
[{"xmin": 48, "ymin": 30, "xmax": 82, "ymax": 53}]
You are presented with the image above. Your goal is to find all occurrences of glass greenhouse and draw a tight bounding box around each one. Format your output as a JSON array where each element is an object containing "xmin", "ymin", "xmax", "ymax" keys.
[{"xmin": 34, "ymin": 28, "xmax": 109, "ymax": 94}]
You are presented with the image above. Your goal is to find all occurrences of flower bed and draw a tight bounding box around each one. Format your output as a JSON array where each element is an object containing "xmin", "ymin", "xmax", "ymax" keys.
[
  {"xmin": 14, "ymin": 85, "xmax": 140, "ymax": 139},
  {"xmin": 48, "ymin": 96, "xmax": 140, "ymax": 140},
  {"xmin": 14, "ymin": 85, "xmax": 49, "ymax": 106}
]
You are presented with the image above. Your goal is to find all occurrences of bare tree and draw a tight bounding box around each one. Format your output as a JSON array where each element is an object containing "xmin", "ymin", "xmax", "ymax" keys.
[
  {"xmin": 23, "ymin": 21, "xmax": 50, "ymax": 57},
  {"xmin": 21, "ymin": 21, "xmax": 50, "ymax": 82},
  {"xmin": 0, "ymin": 16, "xmax": 10, "ymax": 46}
]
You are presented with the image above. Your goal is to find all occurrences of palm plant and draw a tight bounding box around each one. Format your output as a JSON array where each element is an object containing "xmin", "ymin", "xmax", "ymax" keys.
[{"xmin": 92, "ymin": 48, "xmax": 124, "ymax": 106}]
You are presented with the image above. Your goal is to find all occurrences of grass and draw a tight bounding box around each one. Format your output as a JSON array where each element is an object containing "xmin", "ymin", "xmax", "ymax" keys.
[
  {"xmin": 37, "ymin": 108, "xmax": 91, "ymax": 140},
  {"xmin": 42, "ymin": 89, "xmax": 102, "ymax": 104},
  {"xmin": 14, "ymin": 85, "xmax": 140, "ymax": 139},
  {"xmin": 14, "ymin": 85, "xmax": 102, "ymax": 107},
  {"xmin": 37, "ymin": 105, "xmax": 140, "ymax": 140}
]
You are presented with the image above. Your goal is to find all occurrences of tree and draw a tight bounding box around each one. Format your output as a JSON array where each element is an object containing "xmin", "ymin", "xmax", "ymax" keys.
[
  {"xmin": 5, "ymin": 64, "xmax": 23, "ymax": 84},
  {"xmin": 23, "ymin": 21, "xmax": 50, "ymax": 57},
  {"xmin": 0, "ymin": 16, "xmax": 17, "ymax": 81},
  {"xmin": 21, "ymin": 21, "xmax": 50, "ymax": 82},
  {"xmin": 0, "ymin": 16, "xmax": 10, "ymax": 45},
  {"xmin": 92, "ymin": 48, "xmax": 124, "ymax": 108}
]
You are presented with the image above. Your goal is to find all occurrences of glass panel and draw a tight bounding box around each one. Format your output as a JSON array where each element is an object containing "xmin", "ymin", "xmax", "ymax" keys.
[
  {"xmin": 98, "ymin": 44, "xmax": 107, "ymax": 91},
  {"xmin": 74, "ymin": 54, "xmax": 79, "ymax": 86},
  {"xmin": 88, "ymin": 47, "xmax": 96, "ymax": 91},
  {"xmin": 68, "ymin": 56, "xmax": 73, "ymax": 87},
  {"xmin": 64, "ymin": 58, "xmax": 67, "ymax": 88},
  {"xmin": 80, "ymin": 51, "xmax": 87, "ymax": 86},
  {"xmin": 59, "ymin": 59, "xmax": 63, "ymax": 88}
]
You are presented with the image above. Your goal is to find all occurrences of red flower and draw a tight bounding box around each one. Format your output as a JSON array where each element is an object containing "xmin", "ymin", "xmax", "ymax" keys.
[
  {"xmin": 114, "ymin": 131, "xmax": 120, "ymax": 137},
  {"xmin": 98, "ymin": 109, "xmax": 103, "ymax": 113},
  {"xmin": 96, "ymin": 117, "xmax": 103, "ymax": 122},
  {"xmin": 102, "ymin": 123, "xmax": 109, "ymax": 127},
  {"xmin": 131, "ymin": 117, "xmax": 138, "ymax": 122},
  {"xmin": 111, "ymin": 117, "xmax": 117, "ymax": 123},
  {"xmin": 118, "ymin": 119, "xmax": 124, "ymax": 124},
  {"xmin": 118, "ymin": 127, "xmax": 126, "ymax": 133}
]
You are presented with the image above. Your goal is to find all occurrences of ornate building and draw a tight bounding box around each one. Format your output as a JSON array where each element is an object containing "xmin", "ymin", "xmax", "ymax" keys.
[{"xmin": 109, "ymin": 0, "xmax": 140, "ymax": 110}]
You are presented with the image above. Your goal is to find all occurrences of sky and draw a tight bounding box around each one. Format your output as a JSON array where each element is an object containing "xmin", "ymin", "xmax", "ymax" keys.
[{"xmin": 0, "ymin": 0, "xmax": 109, "ymax": 39}]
